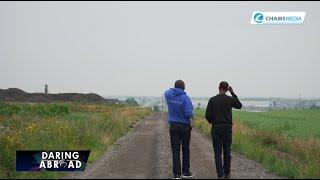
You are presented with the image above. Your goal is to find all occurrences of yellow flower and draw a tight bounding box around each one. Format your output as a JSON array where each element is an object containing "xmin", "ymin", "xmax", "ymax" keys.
[{"xmin": 26, "ymin": 123, "xmax": 37, "ymax": 134}]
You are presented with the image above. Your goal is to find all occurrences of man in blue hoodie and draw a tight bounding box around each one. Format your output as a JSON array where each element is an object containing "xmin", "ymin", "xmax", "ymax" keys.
[{"xmin": 164, "ymin": 80, "xmax": 194, "ymax": 179}]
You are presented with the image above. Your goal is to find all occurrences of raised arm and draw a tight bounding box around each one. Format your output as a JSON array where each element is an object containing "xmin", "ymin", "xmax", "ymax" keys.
[{"xmin": 229, "ymin": 86, "xmax": 242, "ymax": 109}]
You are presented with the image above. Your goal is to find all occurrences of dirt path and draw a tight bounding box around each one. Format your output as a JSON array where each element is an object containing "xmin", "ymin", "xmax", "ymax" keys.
[{"xmin": 65, "ymin": 113, "xmax": 283, "ymax": 179}]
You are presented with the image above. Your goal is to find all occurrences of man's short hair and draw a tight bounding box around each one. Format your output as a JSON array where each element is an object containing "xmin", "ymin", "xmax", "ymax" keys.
[
  {"xmin": 219, "ymin": 81, "xmax": 229, "ymax": 91},
  {"xmin": 174, "ymin": 80, "xmax": 185, "ymax": 90}
]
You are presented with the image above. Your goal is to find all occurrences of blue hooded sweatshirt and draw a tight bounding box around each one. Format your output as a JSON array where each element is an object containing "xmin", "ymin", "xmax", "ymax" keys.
[{"xmin": 164, "ymin": 88, "xmax": 194, "ymax": 125}]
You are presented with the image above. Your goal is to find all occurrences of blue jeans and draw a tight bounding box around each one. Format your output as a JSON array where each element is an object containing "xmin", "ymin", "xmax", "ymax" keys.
[{"xmin": 212, "ymin": 126, "xmax": 232, "ymax": 178}]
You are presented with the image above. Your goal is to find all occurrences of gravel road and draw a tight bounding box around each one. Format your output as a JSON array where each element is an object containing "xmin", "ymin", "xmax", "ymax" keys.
[{"xmin": 65, "ymin": 112, "xmax": 283, "ymax": 179}]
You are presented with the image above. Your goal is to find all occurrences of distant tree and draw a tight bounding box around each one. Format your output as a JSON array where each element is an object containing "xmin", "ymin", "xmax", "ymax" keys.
[
  {"xmin": 310, "ymin": 102, "xmax": 319, "ymax": 109},
  {"xmin": 153, "ymin": 105, "xmax": 160, "ymax": 112},
  {"xmin": 125, "ymin": 97, "xmax": 139, "ymax": 106},
  {"xmin": 197, "ymin": 102, "xmax": 201, "ymax": 110}
]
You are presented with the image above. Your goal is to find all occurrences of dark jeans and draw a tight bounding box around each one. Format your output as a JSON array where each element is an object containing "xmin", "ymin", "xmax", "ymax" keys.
[
  {"xmin": 211, "ymin": 125, "xmax": 232, "ymax": 178},
  {"xmin": 169, "ymin": 123, "xmax": 192, "ymax": 176}
]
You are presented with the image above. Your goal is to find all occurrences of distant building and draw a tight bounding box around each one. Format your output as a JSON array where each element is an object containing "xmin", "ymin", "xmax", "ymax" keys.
[
  {"xmin": 45, "ymin": 84, "xmax": 48, "ymax": 95},
  {"xmin": 105, "ymin": 99, "xmax": 121, "ymax": 104}
]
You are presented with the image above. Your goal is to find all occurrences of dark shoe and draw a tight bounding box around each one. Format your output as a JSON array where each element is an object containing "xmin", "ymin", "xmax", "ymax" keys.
[
  {"xmin": 218, "ymin": 176, "xmax": 224, "ymax": 179},
  {"xmin": 172, "ymin": 174, "xmax": 181, "ymax": 179},
  {"xmin": 181, "ymin": 171, "xmax": 194, "ymax": 179},
  {"xmin": 224, "ymin": 174, "xmax": 231, "ymax": 179}
]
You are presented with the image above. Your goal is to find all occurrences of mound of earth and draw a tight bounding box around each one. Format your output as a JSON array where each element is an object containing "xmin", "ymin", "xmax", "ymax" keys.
[{"xmin": 0, "ymin": 88, "xmax": 105, "ymax": 103}]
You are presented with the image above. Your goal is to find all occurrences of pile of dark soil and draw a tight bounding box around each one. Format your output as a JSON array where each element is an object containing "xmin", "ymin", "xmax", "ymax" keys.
[{"xmin": 0, "ymin": 88, "xmax": 105, "ymax": 103}]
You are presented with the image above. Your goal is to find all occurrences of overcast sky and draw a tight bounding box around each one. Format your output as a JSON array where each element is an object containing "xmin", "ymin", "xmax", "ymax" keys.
[{"xmin": 0, "ymin": 1, "xmax": 319, "ymax": 98}]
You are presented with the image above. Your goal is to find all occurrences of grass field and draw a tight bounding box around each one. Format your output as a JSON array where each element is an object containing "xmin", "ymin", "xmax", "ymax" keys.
[
  {"xmin": 0, "ymin": 102, "xmax": 151, "ymax": 179},
  {"xmin": 193, "ymin": 109, "xmax": 320, "ymax": 178}
]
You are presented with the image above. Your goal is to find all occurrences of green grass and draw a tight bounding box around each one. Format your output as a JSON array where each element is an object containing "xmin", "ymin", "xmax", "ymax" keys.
[
  {"xmin": 193, "ymin": 109, "xmax": 320, "ymax": 179},
  {"xmin": 0, "ymin": 103, "xmax": 151, "ymax": 179},
  {"xmin": 233, "ymin": 110, "xmax": 320, "ymax": 139},
  {"xmin": 0, "ymin": 102, "xmax": 69, "ymax": 116}
]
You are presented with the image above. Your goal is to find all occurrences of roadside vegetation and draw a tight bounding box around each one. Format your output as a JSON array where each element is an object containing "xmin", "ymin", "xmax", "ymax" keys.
[
  {"xmin": 0, "ymin": 102, "xmax": 151, "ymax": 179},
  {"xmin": 193, "ymin": 109, "xmax": 320, "ymax": 178}
]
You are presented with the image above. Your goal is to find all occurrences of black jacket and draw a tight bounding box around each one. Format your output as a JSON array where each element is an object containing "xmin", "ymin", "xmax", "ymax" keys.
[{"xmin": 205, "ymin": 92, "xmax": 242, "ymax": 126}]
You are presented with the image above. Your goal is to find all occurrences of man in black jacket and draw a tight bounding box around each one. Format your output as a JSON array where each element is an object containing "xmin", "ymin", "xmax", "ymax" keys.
[{"xmin": 205, "ymin": 81, "xmax": 242, "ymax": 179}]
